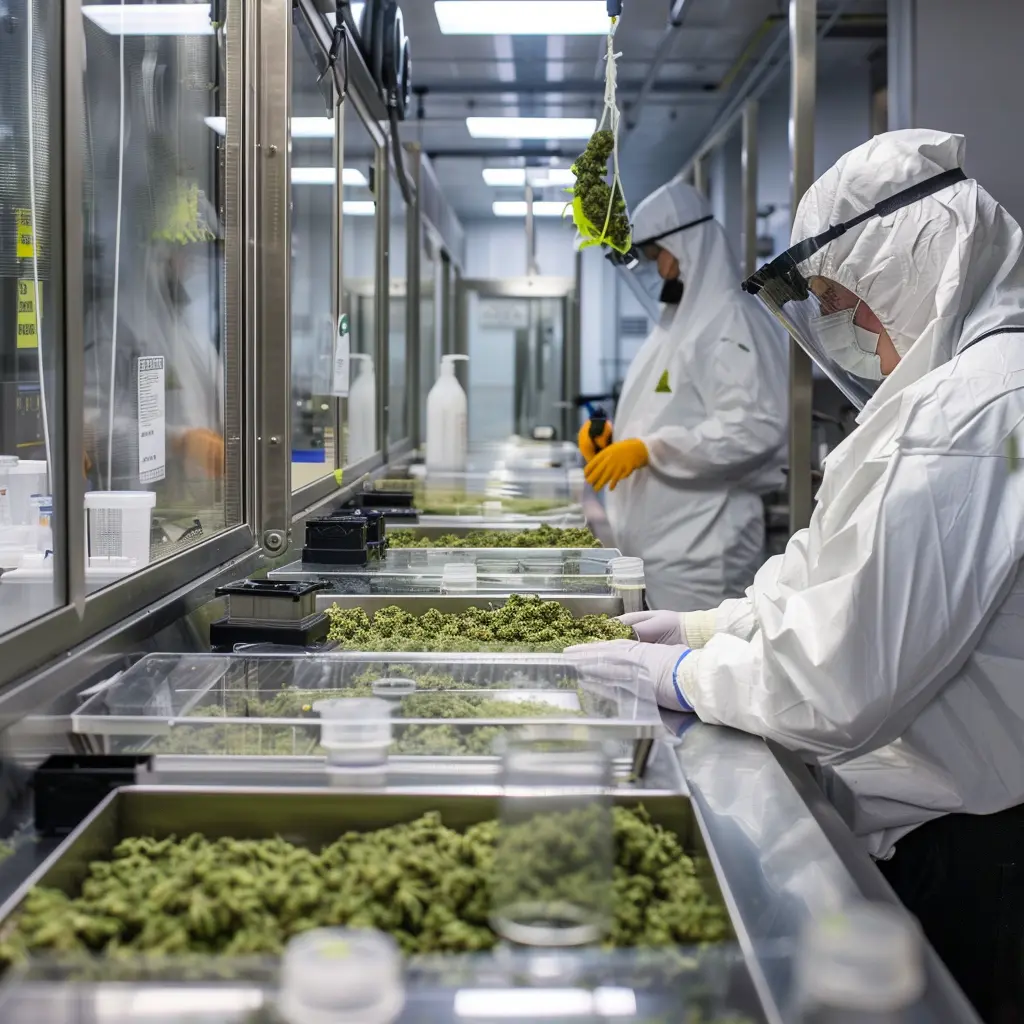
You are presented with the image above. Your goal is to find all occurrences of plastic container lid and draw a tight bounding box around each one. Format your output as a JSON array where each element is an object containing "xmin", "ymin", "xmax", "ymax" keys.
[
  {"xmin": 798, "ymin": 903, "xmax": 925, "ymax": 1012},
  {"xmin": 84, "ymin": 490, "xmax": 157, "ymax": 508},
  {"xmin": 314, "ymin": 697, "xmax": 392, "ymax": 767},
  {"xmin": 0, "ymin": 456, "xmax": 18, "ymax": 468},
  {"xmin": 11, "ymin": 460, "xmax": 47, "ymax": 474},
  {"xmin": 371, "ymin": 676, "xmax": 418, "ymax": 699},
  {"xmin": 279, "ymin": 928, "xmax": 404, "ymax": 1024}
]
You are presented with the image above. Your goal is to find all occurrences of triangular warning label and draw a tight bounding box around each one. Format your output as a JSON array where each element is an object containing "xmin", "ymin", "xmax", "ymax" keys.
[{"xmin": 655, "ymin": 370, "xmax": 671, "ymax": 393}]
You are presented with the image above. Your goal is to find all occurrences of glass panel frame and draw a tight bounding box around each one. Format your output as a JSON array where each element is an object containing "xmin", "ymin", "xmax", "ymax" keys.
[{"xmin": 0, "ymin": 0, "xmax": 253, "ymax": 690}]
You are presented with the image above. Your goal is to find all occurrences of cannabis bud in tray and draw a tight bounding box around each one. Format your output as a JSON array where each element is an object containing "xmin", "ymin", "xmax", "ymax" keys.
[
  {"xmin": 387, "ymin": 525, "xmax": 599, "ymax": 549},
  {"xmin": 0, "ymin": 806, "xmax": 729, "ymax": 964},
  {"xmin": 325, "ymin": 595, "xmax": 634, "ymax": 652}
]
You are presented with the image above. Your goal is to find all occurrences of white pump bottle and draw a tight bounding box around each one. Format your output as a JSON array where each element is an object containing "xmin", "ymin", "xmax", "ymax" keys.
[
  {"xmin": 347, "ymin": 354, "xmax": 377, "ymax": 465},
  {"xmin": 425, "ymin": 354, "xmax": 469, "ymax": 472}
]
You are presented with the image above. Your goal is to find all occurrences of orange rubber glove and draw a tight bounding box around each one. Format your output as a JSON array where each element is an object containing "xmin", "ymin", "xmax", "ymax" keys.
[
  {"xmin": 577, "ymin": 418, "xmax": 614, "ymax": 463},
  {"xmin": 174, "ymin": 427, "xmax": 225, "ymax": 480},
  {"xmin": 584, "ymin": 438, "xmax": 649, "ymax": 491}
]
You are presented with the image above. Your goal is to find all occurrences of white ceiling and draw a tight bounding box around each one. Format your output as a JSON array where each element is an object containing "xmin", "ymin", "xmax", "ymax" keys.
[{"xmin": 295, "ymin": 0, "xmax": 887, "ymax": 220}]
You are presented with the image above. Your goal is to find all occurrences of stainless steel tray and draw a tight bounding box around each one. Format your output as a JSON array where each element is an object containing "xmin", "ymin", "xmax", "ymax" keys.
[{"xmin": 0, "ymin": 787, "xmax": 724, "ymax": 926}]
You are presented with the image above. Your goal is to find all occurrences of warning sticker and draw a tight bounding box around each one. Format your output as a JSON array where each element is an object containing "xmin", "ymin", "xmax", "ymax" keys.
[
  {"xmin": 137, "ymin": 356, "xmax": 167, "ymax": 484},
  {"xmin": 15, "ymin": 209, "xmax": 34, "ymax": 259},
  {"xmin": 16, "ymin": 280, "xmax": 41, "ymax": 349}
]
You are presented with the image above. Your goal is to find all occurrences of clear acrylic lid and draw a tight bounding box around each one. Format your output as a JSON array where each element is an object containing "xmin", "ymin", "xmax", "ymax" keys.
[{"xmin": 71, "ymin": 652, "xmax": 662, "ymax": 760}]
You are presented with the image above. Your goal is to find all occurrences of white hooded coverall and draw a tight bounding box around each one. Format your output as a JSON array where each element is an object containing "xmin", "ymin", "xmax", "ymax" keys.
[
  {"xmin": 676, "ymin": 129, "xmax": 1024, "ymax": 860},
  {"xmin": 607, "ymin": 181, "xmax": 789, "ymax": 612}
]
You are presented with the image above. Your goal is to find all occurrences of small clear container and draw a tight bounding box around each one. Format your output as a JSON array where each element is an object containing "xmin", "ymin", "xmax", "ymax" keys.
[
  {"xmin": 796, "ymin": 902, "xmax": 925, "ymax": 1021},
  {"xmin": 608, "ymin": 556, "xmax": 645, "ymax": 614},
  {"xmin": 442, "ymin": 562, "xmax": 478, "ymax": 593},
  {"xmin": 279, "ymin": 928, "xmax": 404, "ymax": 1024},
  {"xmin": 490, "ymin": 738, "xmax": 613, "ymax": 948},
  {"xmin": 313, "ymin": 696, "xmax": 392, "ymax": 767},
  {"xmin": 0, "ymin": 455, "xmax": 18, "ymax": 527},
  {"xmin": 370, "ymin": 676, "xmax": 418, "ymax": 700}
]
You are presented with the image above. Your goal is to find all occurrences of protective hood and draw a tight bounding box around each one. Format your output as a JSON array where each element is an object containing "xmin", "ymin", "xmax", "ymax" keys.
[
  {"xmin": 631, "ymin": 178, "xmax": 740, "ymax": 330},
  {"xmin": 792, "ymin": 129, "xmax": 1024, "ymax": 417}
]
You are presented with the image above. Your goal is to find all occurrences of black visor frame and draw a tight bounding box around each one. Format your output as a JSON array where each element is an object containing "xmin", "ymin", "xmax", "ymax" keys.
[
  {"xmin": 604, "ymin": 213, "xmax": 715, "ymax": 269},
  {"xmin": 741, "ymin": 167, "xmax": 967, "ymax": 305}
]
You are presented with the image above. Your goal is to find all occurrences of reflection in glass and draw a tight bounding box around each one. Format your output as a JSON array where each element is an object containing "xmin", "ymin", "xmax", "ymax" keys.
[
  {"xmin": 419, "ymin": 236, "xmax": 437, "ymax": 441},
  {"xmin": 0, "ymin": 0, "xmax": 65, "ymax": 634},
  {"xmin": 341, "ymin": 112, "xmax": 377, "ymax": 467},
  {"xmin": 80, "ymin": 0, "xmax": 239, "ymax": 580},
  {"xmin": 290, "ymin": 22, "xmax": 336, "ymax": 492},
  {"xmin": 388, "ymin": 176, "xmax": 408, "ymax": 445}
]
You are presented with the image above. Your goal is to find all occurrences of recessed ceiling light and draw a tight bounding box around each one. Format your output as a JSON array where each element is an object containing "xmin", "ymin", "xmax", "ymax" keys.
[
  {"xmin": 82, "ymin": 3, "xmax": 213, "ymax": 35},
  {"xmin": 482, "ymin": 167, "xmax": 577, "ymax": 188},
  {"xmin": 467, "ymin": 117, "xmax": 595, "ymax": 140},
  {"xmin": 205, "ymin": 116, "xmax": 334, "ymax": 138},
  {"xmin": 291, "ymin": 167, "xmax": 368, "ymax": 186},
  {"xmin": 493, "ymin": 201, "xmax": 567, "ymax": 217},
  {"xmin": 435, "ymin": 1, "xmax": 608, "ymax": 35},
  {"xmin": 343, "ymin": 201, "xmax": 376, "ymax": 216}
]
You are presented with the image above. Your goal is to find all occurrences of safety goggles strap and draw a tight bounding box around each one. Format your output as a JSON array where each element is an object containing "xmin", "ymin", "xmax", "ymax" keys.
[{"xmin": 743, "ymin": 166, "xmax": 967, "ymax": 295}]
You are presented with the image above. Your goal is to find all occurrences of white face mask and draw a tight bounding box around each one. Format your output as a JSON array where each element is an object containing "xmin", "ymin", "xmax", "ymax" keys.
[{"xmin": 811, "ymin": 301, "xmax": 883, "ymax": 381}]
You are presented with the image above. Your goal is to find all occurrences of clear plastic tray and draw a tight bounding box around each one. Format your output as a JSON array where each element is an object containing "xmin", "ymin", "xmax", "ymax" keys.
[
  {"xmin": 265, "ymin": 568, "xmax": 619, "ymax": 596},
  {"xmin": 71, "ymin": 652, "xmax": 662, "ymax": 761}
]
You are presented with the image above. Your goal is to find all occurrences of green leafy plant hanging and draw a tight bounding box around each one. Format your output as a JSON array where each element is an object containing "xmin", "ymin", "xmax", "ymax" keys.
[{"xmin": 567, "ymin": 17, "xmax": 631, "ymax": 254}]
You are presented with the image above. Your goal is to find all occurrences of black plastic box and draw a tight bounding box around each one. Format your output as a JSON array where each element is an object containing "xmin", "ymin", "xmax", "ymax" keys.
[{"xmin": 34, "ymin": 755, "xmax": 151, "ymax": 837}]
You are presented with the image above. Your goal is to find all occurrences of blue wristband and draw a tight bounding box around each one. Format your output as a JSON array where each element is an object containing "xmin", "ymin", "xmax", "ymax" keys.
[{"xmin": 672, "ymin": 649, "xmax": 694, "ymax": 712}]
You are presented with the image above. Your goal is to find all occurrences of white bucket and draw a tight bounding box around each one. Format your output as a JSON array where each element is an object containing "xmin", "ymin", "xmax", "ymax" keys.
[{"xmin": 85, "ymin": 491, "xmax": 156, "ymax": 568}]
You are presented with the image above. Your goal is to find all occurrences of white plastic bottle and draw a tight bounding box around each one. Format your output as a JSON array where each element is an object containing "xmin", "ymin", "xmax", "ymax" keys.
[
  {"xmin": 347, "ymin": 354, "xmax": 377, "ymax": 465},
  {"xmin": 425, "ymin": 354, "xmax": 469, "ymax": 472}
]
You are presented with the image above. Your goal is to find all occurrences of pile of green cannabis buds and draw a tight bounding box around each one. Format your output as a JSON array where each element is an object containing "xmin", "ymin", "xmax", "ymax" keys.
[
  {"xmin": 573, "ymin": 129, "xmax": 630, "ymax": 252},
  {"xmin": 387, "ymin": 525, "xmax": 599, "ymax": 549},
  {"xmin": 326, "ymin": 595, "xmax": 634, "ymax": 652},
  {"xmin": 0, "ymin": 806, "xmax": 729, "ymax": 963}
]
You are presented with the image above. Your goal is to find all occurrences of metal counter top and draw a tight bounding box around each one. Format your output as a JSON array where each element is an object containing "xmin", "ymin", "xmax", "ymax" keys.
[{"xmin": 670, "ymin": 717, "xmax": 980, "ymax": 1024}]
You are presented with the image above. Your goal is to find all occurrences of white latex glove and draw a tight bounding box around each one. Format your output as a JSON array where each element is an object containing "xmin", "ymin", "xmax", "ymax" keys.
[
  {"xmin": 618, "ymin": 610, "xmax": 685, "ymax": 645},
  {"xmin": 563, "ymin": 639, "xmax": 694, "ymax": 712}
]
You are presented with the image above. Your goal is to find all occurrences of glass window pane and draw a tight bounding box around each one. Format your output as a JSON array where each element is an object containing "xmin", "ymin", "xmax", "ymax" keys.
[
  {"xmin": 0, "ymin": 0, "xmax": 65, "ymax": 634},
  {"xmin": 388, "ymin": 176, "xmax": 408, "ymax": 445},
  {"xmin": 290, "ymin": 23, "xmax": 337, "ymax": 492},
  {"xmin": 80, "ymin": 1, "xmax": 241, "ymax": 582},
  {"xmin": 340, "ymin": 113, "xmax": 378, "ymax": 468},
  {"xmin": 418, "ymin": 236, "xmax": 437, "ymax": 440}
]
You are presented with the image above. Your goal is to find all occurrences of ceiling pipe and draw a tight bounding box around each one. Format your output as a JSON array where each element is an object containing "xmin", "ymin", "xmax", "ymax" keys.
[
  {"xmin": 678, "ymin": 1, "xmax": 852, "ymax": 179},
  {"xmin": 412, "ymin": 79, "xmax": 717, "ymax": 97},
  {"xmin": 622, "ymin": 0, "xmax": 693, "ymax": 136}
]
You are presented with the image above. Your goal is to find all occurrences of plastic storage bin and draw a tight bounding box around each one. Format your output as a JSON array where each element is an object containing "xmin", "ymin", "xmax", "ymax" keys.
[
  {"xmin": 85, "ymin": 491, "xmax": 156, "ymax": 567},
  {"xmin": 8, "ymin": 459, "xmax": 48, "ymax": 526}
]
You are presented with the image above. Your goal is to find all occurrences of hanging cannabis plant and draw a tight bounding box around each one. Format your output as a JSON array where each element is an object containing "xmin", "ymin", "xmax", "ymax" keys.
[{"xmin": 567, "ymin": 16, "xmax": 631, "ymax": 254}]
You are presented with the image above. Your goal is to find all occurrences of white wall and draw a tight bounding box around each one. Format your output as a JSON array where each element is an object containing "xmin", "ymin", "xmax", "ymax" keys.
[{"xmin": 891, "ymin": 0, "xmax": 1024, "ymax": 225}]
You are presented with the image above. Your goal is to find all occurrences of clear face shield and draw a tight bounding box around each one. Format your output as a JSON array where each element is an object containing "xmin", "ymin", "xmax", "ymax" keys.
[
  {"xmin": 605, "ymin": 214, "xmax": 714, "ymax": 322},
  {"xmin": 741, "ymin": 167, "xmax": 967, "ymax": 409}
]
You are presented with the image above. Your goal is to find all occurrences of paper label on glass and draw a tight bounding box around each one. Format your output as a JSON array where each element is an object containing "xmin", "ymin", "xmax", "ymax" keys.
[
  {"xmin": 137, "ymin": 356, "xmax": 166, "ymax": 484},
  {"xmin": 16, "ymin": 280, "xmax": 41, "ymax": 349},
  {"xmin": 15, "ymin": 209, "xmax": 34, "ymax": 258},
  {"xmin": 332, "ymin": 314, "xmax": 351, "ymax": 398}
]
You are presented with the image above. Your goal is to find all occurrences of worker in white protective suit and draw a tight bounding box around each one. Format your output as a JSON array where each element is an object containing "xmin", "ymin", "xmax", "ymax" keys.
[
  {"xmin": 577, "ymin": 180, "xmax": 789, "ymax": 611},
  {"xmin": 567, "ymin": 129, "xmax": 1024, "ymax": 1023}
]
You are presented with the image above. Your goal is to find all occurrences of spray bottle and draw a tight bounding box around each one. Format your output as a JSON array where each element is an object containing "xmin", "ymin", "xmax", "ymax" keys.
[
  {"xmin": 426, "ymin": 354, "xmax": 469, "ymax": 472},
  {"xmin": 348, "ymin": 354, "xmax": 377, "ymax": 465}
]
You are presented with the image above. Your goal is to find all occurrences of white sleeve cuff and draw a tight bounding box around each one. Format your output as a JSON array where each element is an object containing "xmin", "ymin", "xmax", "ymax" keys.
[
  {"xmin": 676, "ymin": 648, "xmax": 701, "ymax": 712},
  {"xmin": 681, "ymin": 610, "xmax": 718, "ymax": 648}
]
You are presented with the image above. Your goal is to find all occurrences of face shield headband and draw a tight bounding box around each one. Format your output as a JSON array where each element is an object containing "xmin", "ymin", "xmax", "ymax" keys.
[
  {"xmin": 740, "ymin": 166, "xmax": 967, "ymax": 407},
  {"xmin": 603, "ymin": 213, "xmax": 715, "ymax": 269}
]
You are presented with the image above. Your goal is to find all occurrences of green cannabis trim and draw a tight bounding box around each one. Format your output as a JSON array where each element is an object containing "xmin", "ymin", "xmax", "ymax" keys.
[
  {"xmin": 571, "ymin": 129, "xmax": 631, "ymax": 253},
  {"xmin": 387, "ymin": 525, "xmax": 599, "ymax": 549},
  {"xmin": 326, "ymin": 595, "xmax": 634, "ymax": 652},
  {"xmin": 0, "ymin": 806, "xmax": 729, "ymax": 963}
]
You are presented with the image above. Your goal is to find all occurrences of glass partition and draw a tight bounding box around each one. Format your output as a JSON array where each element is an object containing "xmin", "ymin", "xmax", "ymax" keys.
[
  {"xmin": 290, "ymin": 23, "xmax": 337, "ymax": 492},
  {"xmin": 388, "ymin": 174, "xmax": 409, "ymax": 446},
  {"xmin": 419, "ymin": 234, "xmax": 438, "ymax": 440},
  {"xmin": 78, "ymin": 0, "xmax": 241, "ymax": 584},
  {"xmin": 0, "ymin": 0, "xmax": 66, "ymax": 634},
  {"xmin": 340, "ymin": 109, "xmax": 379, "ymax": 468}
]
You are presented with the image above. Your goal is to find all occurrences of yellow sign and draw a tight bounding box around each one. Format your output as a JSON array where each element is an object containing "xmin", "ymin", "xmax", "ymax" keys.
[
  {"xmin": 17, "ymin": 280, "xmax": 41, "ymax": 349},
  {"xmin": 15, "ymin": 209, "xmax": 34, "ymax": 259}
]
